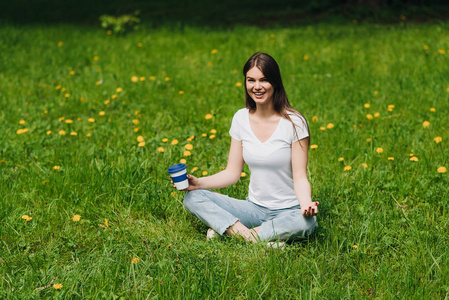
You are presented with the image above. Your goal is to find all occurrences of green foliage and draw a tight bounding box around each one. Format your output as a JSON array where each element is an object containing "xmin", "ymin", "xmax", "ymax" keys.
[
  {"xmin": 0, "ymin": 21, "xmax": 448, "ymax": 298},
  {"xmin": 100, "ymin": 11, "xmax": 140, "ymax": 34}
]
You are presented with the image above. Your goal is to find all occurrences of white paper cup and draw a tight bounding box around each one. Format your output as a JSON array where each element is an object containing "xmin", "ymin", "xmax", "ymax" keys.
[{"xmin": 168, "ymin": 163, "xmax": 189, "ymax": 190}]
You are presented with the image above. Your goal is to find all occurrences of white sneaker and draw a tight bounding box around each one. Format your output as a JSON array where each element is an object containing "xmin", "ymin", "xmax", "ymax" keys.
[
  {"xmin": 206, "ymin": 228, "xmax": 219, "ymax": 241},
  {"xmin": 266, "ymin": 241, "xmax": 286, "ymax": 249}
]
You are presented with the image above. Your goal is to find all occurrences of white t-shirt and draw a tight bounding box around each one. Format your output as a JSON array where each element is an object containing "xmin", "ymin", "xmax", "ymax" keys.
[{"xmin": 229, "ymin": 108, "xmax": 309, "ymax": 209}]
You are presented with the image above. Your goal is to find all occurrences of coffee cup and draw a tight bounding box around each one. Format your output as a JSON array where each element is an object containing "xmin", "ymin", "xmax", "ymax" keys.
[{"xmin": 168, "ymin": 163, "xmax": 189, "ymax": 190}]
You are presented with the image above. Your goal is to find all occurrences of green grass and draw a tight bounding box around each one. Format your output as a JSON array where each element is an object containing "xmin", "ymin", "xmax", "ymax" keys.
[{"xmin": 1, "ymin": 21, "xmax": 448, "ymax": 298}]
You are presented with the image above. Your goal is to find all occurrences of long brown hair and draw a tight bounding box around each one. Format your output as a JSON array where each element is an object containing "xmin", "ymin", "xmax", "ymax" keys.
[{"xmin": 243, "ymin": 52, "xmax": 310, "ymax": 143}]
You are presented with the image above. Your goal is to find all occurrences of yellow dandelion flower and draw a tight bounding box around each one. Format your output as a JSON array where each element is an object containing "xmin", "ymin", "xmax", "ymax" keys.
[
  {"xmin": 366, "ymin": 114, "xmax": 374, "ymax": 120},
  {"xmin": 22, "ymin": 215, "xmax": 32, "ymax": 221},
  {"xmin": 137, "ymin": 43, "xmax": 143, "ymax": 47},
  {"xmin": 149, "ymin": 76, "xmax": 155, "ymax": 80},
  {"xmin": 303, "ymin": 55, "xmax": 309, "ymax": 60},
  {"xmin": 310, "ymin": 144, "xmax": 318, "ymax": 149},
  {"xmin": 96, "ymin": 81, "xmax": 102, "ymax": 85},
  {"xmin": 162, "ymin": 138, "xmax": 169, "ymax": 143},
  {"xmin": 388, "ymin": 104, "xmax": 395, "ymax": 110},
  {"xmin": 104, "ymin": 219, "xmax": 109, "ymax": 227},
  {"xmin": 180, "ymin": 158, "xmax": 187, "ymax": 164},
  {"xmin": 202, "ymin": 133, "xmax": 207, "ymax": 137},
  {"xmin": 131, "ymin": 119, "xmax": 140, "ymax": 126},
  {"xmin": 210, "ymin": 129, "xmax": 217, "ymax": 134},
  {"xmin": 183, "ymin": 150, "xmax": 191, "ymax": 156},
  {"xmin": 70, "ymin": 132, "xmax": 77, "ymax": 136},
  {"xmin": 326, "ymin": 123, "xmax": 334, "ymax": 129},
  {"xmin": 138, "ymin": 142, "xmax": 145, "ymax": 147},
  {"xmin": 434, "ymin": 136, "xmax": 442, "ymax": 143},
  {"xmin": 374, "ymin": 112, "xmax": 380, "ymax": 118},
  {"xmin": 53, "ymin": 165, "xmax": 61, "ymax": 170},
  {"xmin": 241, "ymin": 172, "xmax": 247, "ymax": 177},
  {"xmin": 320, "ymin": 127, "xmax": 326, "ymax": 131},
  {"xmin": 410, "ymin": 156, "xmax": 419, "ymax": 161},
  {"xmin": 364, "ymin": 103, "xmax": 370, "ymax": 108},
  {"xmin": 64, "ymin": 93, "xmax": 70, "ymax": 98},
  {"xmin": 140, "ymin": 76, "xmax": 145, "ymax": 81},
  {"xmin": 131, "ymin": 76, "xmax": 139, "ymax": 82},
  {"xmin": 88, "ymin": 118, "xmax": 95, "ymax": 123},
  {"xmin": 438, "ymin": 49, "xmax": 445, "ymax": 54},
  {"xmin": 77, "ymin": 118, "xmax": 81, "ymax": 121},
  {"xmin": 46, "ymin": 130, "xmax": 52, "ymax": 135},
  {"xmin": 19, "ymin": 120, "xmax": 25, "ymax": 125},
  {"xmin": 106, "ymin": 30, "xmax": 112, "ymax": 35},
  {"xmin": 311, "ymin": 116, "xmax": 318, "ymax": 122},
  {"xmin": 376, "ymin": 147, "xmax": 384, "ymax": 153},
  {"xmin": 185, "ymin": 144, "xmax": 193, "ymax": 150},
  {"xmin": 233, "ymin": 69, "xmax": 238, "ymax": 74},
  {"xmin": 16, "ymin": 129, "xmax": 28, "ymax": 134},
  {"xmin": 98, "ymin": 111, "xmax": 105, "ymax": 116},
  {"xmin": 388, "ymin": 157, "xmax": 394, "ymax": 161},
  {"xmin": 132, "ymin": 257, "xmax": 140, "ymax": 264},
  {"xmin": 179, "ymin": 91, "xmax": 184, "ymax": 95},
  {"xmin": 338, "ymin": 157, "xmax": 344, "ymax": 162},
  {"xmin": 61, "ymin": 88, "xmax": 66, "ymax": 92},
  {"xmin": 235, "ymin": 82, "xmax": 242, "ymax": 87},
  {"xmin": 430, "ymin": 107, "xmax": 436, "ymax": 112},
  {"xmin": 86, "ymin": 133, "xmax": 91, "ymax": 137},
  {"xmin": 57, "ymin": 41, "xmax": 63, "ymax": 47},
  {"xmin": 93, "ymin": 56, "xmax": 99, "ymax": 61},
  {"xmin": 207, "ymin": 61, "xmax": 213, "ymax": 66},
  {"xmin": 353, "ymin": 245, "xmax": 358, "ymax": 249},
  {"xmin": 366, "ymin": 138, "xmax": 372, "ymax": 142},
  {"xmin": 374, "ymin": 90, "xmax": 378, "ymax": 95},
  {"xmin": 437, "ymin": 166, "xmax": 447, "ymax": 173},
  {"xmin": 192, "ymin": 167, "xmax": 199, "ymax": 172},
  {"xmin": 111, "ymin": 94, "xmax": 117, "ymax": 100},
  {"xmin": 165, "ymin": 77, "xmax": 170, "ymax": 81},
  {"xmin": 72, "ymin": 215, "xmax": 81, "ymax": 221},
  {"xmin": 171, "ymin": 139, "xmax": 179, "ymax": 145},
  {"xmin": 58, "ymin": 130, "xmax": 66, "ymax": 135},
  {"xmin": 205, "ymin": 114, "xmax": 213, "ymax": 120},
  {"xmin": 157, "ymin": 147, "xmax": 165, "ymax": 153},
  {"xmin": 134, "ymin": 111, "xmax": 140, "ymax": 115},
  {"xmin": 422, "ymin": 121, "xmax": 430, "ymax": 127},
  {"xmin": 137, "ymin": 136, "xmax": 144, "ymax": 142},
  {"xmin": 55, "ymin": 85, "xmax": 61, "ymax": 90},
  {"xmin": 202, "ymin": 171, "xmax": 208, "ymax": 176},
  {"xmin": 362, "ymin": 163, "xmax": 368, "ymax": 168},
  {"xmin": 133, "ymin": 128, "xmax": 139, "ymax": 132},
  {"xmin": 209, "ymin": 135, "xmax": 216, "ymax": 139},
  {"xmin": 343, "ymin": 166, "xmax": 352, "ymax": 171},
  {"xmin": 116, "ymin": 87, "xmax": 122, "ymax": 93},
  {"xmin": 69, "ymin": 70, "xmax": 75, "ymax": 75},
  {"xmin": 186, "ymin": 135, "xmax": 194, "ymax": 142},
  {"xmin": 211, "ymin": 49, "xmax": 218, "ymax": 54},
  {"xmin": 65, "ymin": 119, "xmax": 73, "ymax": 124},
  {"xmin": 0, "ymin": 160, "xmax": 6, "ymax": 163},
  {"xmin": 53, "ymin": 283, "xmax": 63, "ymax": 290},
  {"xmin": 104, "ymin": 100, "xmax": 110, "ymax": 105}
]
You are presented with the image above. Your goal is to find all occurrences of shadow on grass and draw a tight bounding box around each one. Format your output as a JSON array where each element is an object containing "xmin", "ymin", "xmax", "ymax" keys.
[{"xmin": 1, "ymin": 0, "xmax": 449, "ymax": 27}]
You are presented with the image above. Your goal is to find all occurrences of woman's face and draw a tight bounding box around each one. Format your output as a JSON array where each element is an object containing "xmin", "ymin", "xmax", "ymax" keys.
[{"xmin": 245, "ymin": 67, "xmax": 274, "ymax": 105}]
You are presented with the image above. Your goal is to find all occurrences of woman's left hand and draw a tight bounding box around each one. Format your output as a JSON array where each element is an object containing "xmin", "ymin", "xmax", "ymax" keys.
[{"xmin": 301, "ymin": 201, "xmax": 319, "ymax": 217}]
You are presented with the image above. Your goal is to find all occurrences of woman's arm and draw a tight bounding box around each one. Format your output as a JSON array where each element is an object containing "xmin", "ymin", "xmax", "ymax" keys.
[
  {"xmin": 183, "ymin": 137, "xmax": 244, "ymax": 191},
  {"xmin": 292, "ymin": 138, "xmax": 319, "ymax": 217}
]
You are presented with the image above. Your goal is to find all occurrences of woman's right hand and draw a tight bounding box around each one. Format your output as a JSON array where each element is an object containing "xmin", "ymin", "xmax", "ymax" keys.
[{"xmin": 170, "ymin": 174, "xmax": 200, "ymax": 191}]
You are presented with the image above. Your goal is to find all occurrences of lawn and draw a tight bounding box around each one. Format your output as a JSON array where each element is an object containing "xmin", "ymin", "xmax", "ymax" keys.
[{"xmin": 0, "ymin": 20, "xmax": 448, "ymax": 298}]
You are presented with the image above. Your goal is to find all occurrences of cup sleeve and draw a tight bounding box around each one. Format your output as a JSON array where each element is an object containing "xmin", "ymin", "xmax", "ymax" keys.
[
  {"xmin": 291, "ymin": 116, "xmax": 309, "ymax": 142},
  {"xmin": 229, "ymin": 114, "xmax": 241, "ymax": 141}
]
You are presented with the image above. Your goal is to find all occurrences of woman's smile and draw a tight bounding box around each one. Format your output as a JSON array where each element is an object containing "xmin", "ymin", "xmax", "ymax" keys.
[{"xmin": 246, "ymin": 67, "xmax": 274, "ymax": 104}]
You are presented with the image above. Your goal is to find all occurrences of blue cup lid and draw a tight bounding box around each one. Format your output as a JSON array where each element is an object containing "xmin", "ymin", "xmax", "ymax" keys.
[{"xmin": 168, "ymin": 163, "xmax": 187, "ymax": 174}]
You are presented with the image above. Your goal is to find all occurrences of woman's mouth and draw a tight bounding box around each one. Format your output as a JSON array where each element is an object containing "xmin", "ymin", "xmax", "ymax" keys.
[{"xmin": 253, "ymin": 92, "xmax": 265, "ymax": 98}]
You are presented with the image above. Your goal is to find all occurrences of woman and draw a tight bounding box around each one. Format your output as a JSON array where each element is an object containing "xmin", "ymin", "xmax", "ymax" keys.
[{"xmin": 179, "ymin": 52, "xmax": 319, "ymax": 244}]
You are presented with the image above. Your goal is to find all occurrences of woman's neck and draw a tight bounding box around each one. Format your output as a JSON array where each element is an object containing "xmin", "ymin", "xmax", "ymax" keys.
[{"xmin": 252, "ymin": 101, "xmax": 278, "ymax": 119}]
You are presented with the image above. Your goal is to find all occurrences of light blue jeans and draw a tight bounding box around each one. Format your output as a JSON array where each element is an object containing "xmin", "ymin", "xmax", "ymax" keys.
[{"xmin": 183, "ymin": 189, "xmax": 317, "ymax": 242}]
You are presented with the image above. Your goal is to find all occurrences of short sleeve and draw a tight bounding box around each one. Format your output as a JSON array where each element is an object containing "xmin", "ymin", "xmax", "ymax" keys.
[
  {"xmin": 291, "ymin": 114, "xmax": 309, "ymax": 142},
  {"xmin": 229, "ymin": 111, "xmax": 242, "ymax": 141}
]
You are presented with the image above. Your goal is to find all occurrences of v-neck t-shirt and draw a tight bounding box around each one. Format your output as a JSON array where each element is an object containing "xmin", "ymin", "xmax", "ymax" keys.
[{"xmin": 229, "ymin": 108, "xmax": 309, "ymax": 209}]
